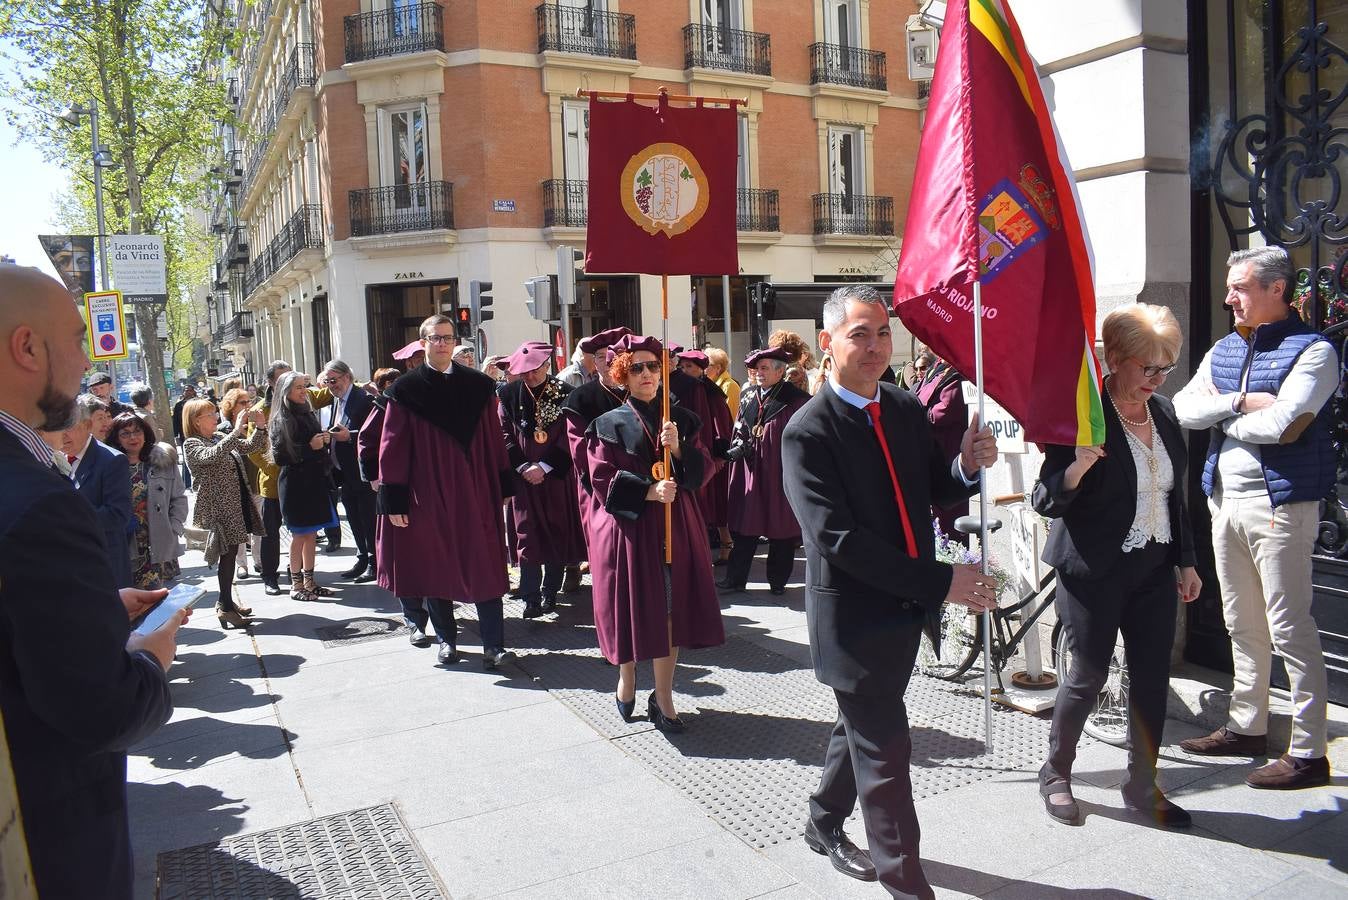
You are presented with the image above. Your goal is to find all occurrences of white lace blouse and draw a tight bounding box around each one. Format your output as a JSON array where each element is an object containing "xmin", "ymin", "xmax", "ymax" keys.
[{"xmin": 1121, "ymin": 421, "xmax": 1174, "ymax": 553}]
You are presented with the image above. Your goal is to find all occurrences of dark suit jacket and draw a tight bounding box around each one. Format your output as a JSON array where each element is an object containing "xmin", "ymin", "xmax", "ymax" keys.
[
  {"xmin": 73, "ymin": 438, "xmax": 133, "ymax": 588},
  {"xmin": 0, "ymin": 428, "xmax": 173, "ymax": 899},
  {"xmin": 1032, "ymin": 393, "xmax": 1196, "ymax": 579},
  {"xmin": 331, "ymin": 386, "xmax": 375, "ymax": 479},
  {"xmin": 782, "ymin": 382, "xmax": 977, "ymax": 696}
]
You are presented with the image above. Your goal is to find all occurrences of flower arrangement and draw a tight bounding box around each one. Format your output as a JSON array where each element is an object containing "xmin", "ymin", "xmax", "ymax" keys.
[
  {"xmin": 932, "ymin": 519, "xmax": 1012, "ymax": 601},
  {"xmin": 916, "ymin": 519, "xmax": 1013, "ymax": 677}
]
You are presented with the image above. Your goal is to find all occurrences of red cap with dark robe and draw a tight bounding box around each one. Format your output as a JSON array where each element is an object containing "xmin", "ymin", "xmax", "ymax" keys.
[
  {"xmin": 612, "ymin": 334, "xmax": 664, "ymax": 357},
  {"xmin": 677, "ymin": 350, "xmax": 710, "ymax": 368},
  {"xmin": 507, "ymin": 341, "xmax": 554, "ymax": 375},
  {"xmin": 744, "ymin": 346, "xmax": 793, "ymax": 367}
]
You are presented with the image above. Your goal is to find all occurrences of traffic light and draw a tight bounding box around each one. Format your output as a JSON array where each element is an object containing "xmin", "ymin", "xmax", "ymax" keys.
[
  {"xmin": 469, "ymin": 280, "xmax": 494, "ymax": 331},
  {"xmin": 556, "ymin": 246, "xmax": 584, "ymax": 310},
  {"xmin": 454, "ymin": 306, "xmax": 473, "ymax": 340},
  {"xmin": 524, "ymin": 276, "xmax": 556, "ymax": 322}
]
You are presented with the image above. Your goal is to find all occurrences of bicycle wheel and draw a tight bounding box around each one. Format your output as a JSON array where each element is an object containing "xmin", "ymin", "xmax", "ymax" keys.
[
  {"xmin": 1053, "ymin": 624, "xmax": 1130, "ymax": 746},
  {"xmin": 918, "ymin": 605, "xmax": 982, "ymax": 681}
]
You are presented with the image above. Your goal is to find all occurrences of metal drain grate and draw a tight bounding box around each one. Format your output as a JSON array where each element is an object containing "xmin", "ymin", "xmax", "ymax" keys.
[
  {"xmin": 155, "ymin": 803, "xmax": 444, "ymax": 900},
  {"xmin": 510, "ymin": 626, "xmax": 1052, "ymax": 850},
  {"xmin": 315, "ymin": 617, "xmax": 407, "ymax": 648}
]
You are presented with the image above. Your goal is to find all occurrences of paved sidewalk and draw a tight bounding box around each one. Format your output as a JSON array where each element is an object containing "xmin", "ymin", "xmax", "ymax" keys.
[{"xmin": 128, "ymin": 536, "xmax": 1347, "ymax": 899}]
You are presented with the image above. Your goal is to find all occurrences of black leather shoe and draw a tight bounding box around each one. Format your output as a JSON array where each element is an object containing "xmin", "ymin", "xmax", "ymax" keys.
[
  {"xmin": 716, "ymin": 578, "xmax": 744, "ymax": 593},
  {"xmin": 323, "ymin": 543, "xmax": 342, "ymax": 554},
  {"xmin": 483, "ymin": 648, "xmax": 514, "ymax": 670},
  {"xmin": 540, "ymin": 596, "xmax": 558, "ymax": 613},
  {"xmin": 769, "ymin": 586, "xmax": 786, "ymax": 596},
  {"xmin": 436, "ymin": 643, "xmax": 458, "ymax": 665},
  {"xmin": 263, "ymin": 582, "xmax": 283, "ymax": 596},
  {"xmin": 1040, "ymin": 781, "xmax": 1081, "ymax": 825},
  {"xmin": 522, "ymin": 602, "xmax": 544, "ymax": 619},
  {"xmin": 340, "ymin": 558, "xmax": 369, "ymax": 579},
  {"xmin": 353, "ymin": 566, "xmax": 378, "ymax": 584},
  {"xmin": 1123, "ymin": 792, "xmax": 1192, "ymax": 828},
  {"xmin": 409, "ymin": 627, "xmax": 432, "ymax": 648},
  {"xmin": 802, "ymin": 819, "xmax": 876, "ymax": 882},
  {"xmin": 616, "ymin": 694, "xmax": 636, "ymax": 722},
  {"xmin": 647, "ymin": 692, "xmax": 687, "ymax": 734},
  {"xmin": 561, "ymin": 567, "xmax": 583, "ymax": 594}
]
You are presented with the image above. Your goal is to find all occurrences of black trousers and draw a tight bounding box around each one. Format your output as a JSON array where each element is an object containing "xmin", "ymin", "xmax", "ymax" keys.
[
  {"xmin": 1043, "ymin": 541, "xmax": 1177, "ymax": 803},
  {"xmin": 260, "ymin": 497, "xmax": 283, "ymax": 585},
  {"xmin": 809, "ymin": 644, "xmax": 933, "ymax": 900},
  {"xmin": 726, "ymin": 534, "xmax": 796, "ymax": 590},
  {"xmin": 338, "ymin": 475, "xmax": 377, "ymax": 562}
]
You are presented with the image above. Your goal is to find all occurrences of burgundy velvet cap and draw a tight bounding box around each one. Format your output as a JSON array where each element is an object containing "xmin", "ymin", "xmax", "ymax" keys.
[
  {"xmin": 744, "ymin": 346, "xmax": 793, "ymax": 367},
  {"xmin": 611, "ymin": 334, "xmax": 664, "ymax": 357},
  {"xmin": 677, "ymin": 350, "xmax": 710, "ymax": 368},
  {"xmin": 507, "ymin": 341, "xmax": 553, "ymax": 375},
  {"xmin": 392, "ymin": 340, "xmax": 426, "ymax": 361},
  {"xmin": 578, "ymin": 326, "xmax": 632, "ymax": 354}
]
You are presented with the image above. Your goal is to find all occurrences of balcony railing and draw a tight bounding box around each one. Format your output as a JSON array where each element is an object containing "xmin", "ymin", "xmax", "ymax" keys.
[
  {"xmin": 345, "ymin": 1, "xmax": 444, "ymax": 63},
  {"xmin": 226, "ymin": 224, "xmax": 249, "ymax": 266},
  {"xmin": 536, "ymin": 4, "xmax": 636, "ymax": 59},
  {"xmin": 243, "ymin": 205, "xmax": 324, "ymax": 297},
  {"xmin": 350, "ymin": 181, "xmax": 454, "ymax": 236},
  {"xmin": 812, "ymin": 193, "xmax": 894, "ymax": 236},
  {"xmin": 683, "ymin": 23, "xmax": 771, "ymax": 75},
  {"xmin": 809, "ymin": 42, "xmax": 887, "ymax": 91},
  {"xmin": 219, "ymin": 310, "xmax": 255, "ymax": 344},
  {"xmin": 542, "ymin": 178, "xmax": 587, "ymax": 227},
  {"xmin": 737, "ymin": 188, "xmax": 779, "ymax": 232}
]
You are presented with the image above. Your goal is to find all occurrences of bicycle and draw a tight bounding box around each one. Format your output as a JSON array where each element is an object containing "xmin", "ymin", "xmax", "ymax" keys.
[{"xmin": 917, "ymin": 504, "xmax": 1131, "ymax": 746}]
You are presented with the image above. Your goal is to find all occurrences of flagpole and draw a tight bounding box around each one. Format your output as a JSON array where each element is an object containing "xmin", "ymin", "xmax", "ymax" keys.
[
  {"xmin": 973, "ymin": 277, "xmax": 994, "ymax": 754},
  {"xmin": 661, "ymin": 273, "xmax": 673, "ymax": 565}
]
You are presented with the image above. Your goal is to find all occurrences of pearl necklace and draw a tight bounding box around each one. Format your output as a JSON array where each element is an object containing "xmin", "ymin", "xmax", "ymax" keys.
[{"xmin": 1107, "ymin": 381, "xmax": 1151, "ymax": 429}]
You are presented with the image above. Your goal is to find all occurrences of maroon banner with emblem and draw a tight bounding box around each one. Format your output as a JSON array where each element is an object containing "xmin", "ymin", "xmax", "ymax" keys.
[{"xmin": 585, "ymin": 96, "xmax": 739, "ymax": 276}]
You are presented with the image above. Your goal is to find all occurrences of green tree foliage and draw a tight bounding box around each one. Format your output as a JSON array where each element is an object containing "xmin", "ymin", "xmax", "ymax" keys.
[{"xmin": 0, "ymin": 0, "xmax": 234, "ymax": 441}]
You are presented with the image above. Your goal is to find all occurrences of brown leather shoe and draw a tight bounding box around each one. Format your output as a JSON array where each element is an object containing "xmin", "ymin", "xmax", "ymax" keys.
[
  {"xmin": 1246, "ymin": 754, "xmax": 1331, "ymax": 790},
  {"xmin": 1178, "ymin": 727, "xmax": 1267, "ymax": 757}
]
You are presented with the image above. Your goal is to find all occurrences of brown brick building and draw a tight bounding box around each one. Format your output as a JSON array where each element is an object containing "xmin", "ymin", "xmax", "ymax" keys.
[{"xmin": 208, "ymin": 0, "xmax": 927, "ymax": 381}]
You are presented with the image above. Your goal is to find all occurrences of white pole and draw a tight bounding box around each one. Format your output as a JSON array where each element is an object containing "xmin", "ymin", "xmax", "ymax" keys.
[
  {"xmin": 973, "ymin": 278, "xmax": 993, "ymax": 754},
  {"xmin": 721, "ymin": 274, "xmax": 732, "ymax": 355}
]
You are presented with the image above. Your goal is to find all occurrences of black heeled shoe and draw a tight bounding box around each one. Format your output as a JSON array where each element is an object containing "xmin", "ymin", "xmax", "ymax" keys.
[
  {"xmin": 615, "ymin": 694, "xmax": 636, "ymax": 722},
  {"xmin": 1040, "ymin": 781, "xmax": 1081, "ymax": 825},
  {"xmin": 647, "ymin": 692, "xmax": 686, "ymax": 734}
]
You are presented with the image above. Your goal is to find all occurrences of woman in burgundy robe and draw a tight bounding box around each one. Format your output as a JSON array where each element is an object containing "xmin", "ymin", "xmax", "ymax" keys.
[
  {"xmin": 720, "ymin": 346, "xmax": 812, "ymax": 596},
  {"xmin": 915, "ymin": 356, "xmax": 970, "ymax": 542},
  {"xmin": 586, "ymin": 336, "xmax": 724, "ymax": 734},
  {"xmin": 677, "ymin": 350, "xmax": 734, "ymax": 563},
  {"xmin": 561, "ymin": 342, "xmax": 629, "ymax": 540},
  {"xmin": 500, "ymin": 342, "xmax": 586, "ymax": 617}
]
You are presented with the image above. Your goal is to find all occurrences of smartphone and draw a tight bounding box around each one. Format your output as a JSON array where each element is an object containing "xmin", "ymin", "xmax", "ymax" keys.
[
  {"xmin": 328, "ymin": 426, "xmax": 342, "ymax": 434},
  {"xmin": 133, "ymin": 584, "xmax": 206, "ymax": 636}
]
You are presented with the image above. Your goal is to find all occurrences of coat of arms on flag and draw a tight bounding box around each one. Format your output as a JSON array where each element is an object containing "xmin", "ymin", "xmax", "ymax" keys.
[
  {"xmin": 623, "ymin": 143, "xmax": 710, "ymax": 237},
  {"xmin": 978, "ymin": 180, "xmax": 1045, "ymax": 280}
]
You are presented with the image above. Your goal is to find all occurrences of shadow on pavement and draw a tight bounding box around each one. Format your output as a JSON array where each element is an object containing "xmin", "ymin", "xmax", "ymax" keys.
[
  {"xmin": 136, "ymin": 718, "xmax": 294, "ymax": 770},
  {"xmin": 927, "ymin": 859, "xmax": 1153, "ymax": 899}
]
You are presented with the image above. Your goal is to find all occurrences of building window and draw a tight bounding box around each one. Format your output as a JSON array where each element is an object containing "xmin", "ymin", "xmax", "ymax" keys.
[
  {"xmin": 311, "ymin": 295, "xmax": 332, "ymax": 368},
  {"xmin": 379, "ymin": 103, "xmax": 430, "ymax": 193},
  {"xmin": 737, "ymin": 113, "xmax": 750, "ymax": 190},
  {"xmin": 827, "ymin": 124, "xmax": 865, "ymax": 207},
  {"xmin": 823, "ymin": 0, "xmax": 860, "ymax": 51},
  {"xmin": 562, "ymin": 99, "xmax": 589, "ymax": 182}
]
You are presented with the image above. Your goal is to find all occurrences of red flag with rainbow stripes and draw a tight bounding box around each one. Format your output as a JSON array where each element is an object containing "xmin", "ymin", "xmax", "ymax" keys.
[{"xmin": 893, "ymin": 0, "xmax": 1105, "ymax": 446}]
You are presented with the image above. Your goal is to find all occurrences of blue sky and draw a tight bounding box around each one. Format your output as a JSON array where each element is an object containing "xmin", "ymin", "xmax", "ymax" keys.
[{"xmin": 0, "ymin": 46, "xmax": 65, "ymax": 280}]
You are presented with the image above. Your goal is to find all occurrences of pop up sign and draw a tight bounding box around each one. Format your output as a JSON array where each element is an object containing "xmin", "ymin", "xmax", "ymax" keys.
[
  {"xmin": 84, "ymin": 290, "xmax": 129, "ymax": 361},
  {"xmin": 961, "ymin": 381, "xmax": 1025, "ymax": 454}
]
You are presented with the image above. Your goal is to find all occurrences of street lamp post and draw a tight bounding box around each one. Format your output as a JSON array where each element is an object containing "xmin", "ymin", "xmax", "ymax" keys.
[{"xmin": 57, "ymin": 99, "xmax": 120, "ymax": 384}]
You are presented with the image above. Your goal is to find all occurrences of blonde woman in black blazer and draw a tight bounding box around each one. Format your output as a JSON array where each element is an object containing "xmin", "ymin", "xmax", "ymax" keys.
[{"xmin": 1033, "ymin": 303, "xmax": 1202, "ymax": 829}]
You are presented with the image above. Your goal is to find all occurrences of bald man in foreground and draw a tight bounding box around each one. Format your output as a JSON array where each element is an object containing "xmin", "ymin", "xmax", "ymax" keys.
[{"xmin": 0, "ymin": 266, "xmax": 184, "ymax": 898}]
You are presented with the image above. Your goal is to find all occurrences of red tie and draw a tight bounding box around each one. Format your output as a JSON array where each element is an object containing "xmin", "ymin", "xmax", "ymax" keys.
[
  {"xmin": 866, "ymin": 401, "xmax": 918, "ymax": 559},
  {"xmin": 66, "ymin": 454, "xmax": 77, "ymax": 465}
]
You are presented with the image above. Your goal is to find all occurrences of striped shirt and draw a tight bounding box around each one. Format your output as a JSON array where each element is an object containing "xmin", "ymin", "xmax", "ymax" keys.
[{"xmin": 0, "ymin": 408, "xmax": 57, "ymax": 468}]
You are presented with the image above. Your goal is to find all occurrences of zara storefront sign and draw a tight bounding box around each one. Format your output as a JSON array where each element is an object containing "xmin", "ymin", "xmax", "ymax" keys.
[{"xmin": 108, "ymin": 235, "xmax": 167, "ymax": 304}]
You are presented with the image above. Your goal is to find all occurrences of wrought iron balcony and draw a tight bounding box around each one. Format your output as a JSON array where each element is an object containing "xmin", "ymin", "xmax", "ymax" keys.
[
  {"xmin": 811, "ymin": 193, "xmax": 894, "ymax": 236},
  {"xmin": 917, "ymin": 80, "xmax": 931, "ymax": 100},
  {"xmin": 243, "ymin": 205, "xmax": 324, "ymax": 297},
  {"xmin": 219, "ymin": 310, "xmax": 255, "ymax": 344},
  {"xmin": 737, "ymin": 188, "xmax": 779, "ymax": 232},
  {"xmin": 350, "ymin": 182, "xmax": 454, "ymax": 236},
  {"xmin": 809, "ymin": 42, "xmax": 887, "ymax": 91},
  {"xmin": 226, "ymin": 224, "xmax": 249, "ymax": 266},
  {"xmin": 542, "ymin": 179, "xmax": 587, "ymax": 228},
  {"xmin": 683, "ymin": 23, "xmax": 771, "ymax": 76},
  {"xmin": 345, "ymin": 1, "xmax": 444, "ymax": 63},
  {"xmin": 536, "ymin": 4, "xmax": 636, "ymax": 59}
]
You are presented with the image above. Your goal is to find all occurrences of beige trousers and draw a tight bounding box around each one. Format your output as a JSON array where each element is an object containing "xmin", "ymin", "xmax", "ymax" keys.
[{"xmin": 1209, "ymin": 492, "xmax": 1328, "ymax": 758}]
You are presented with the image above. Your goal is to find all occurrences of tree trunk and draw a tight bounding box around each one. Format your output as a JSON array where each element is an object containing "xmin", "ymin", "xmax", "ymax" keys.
[{"xmin": 135, "ymin": 302, "xmax": 173, "ymax": 442}]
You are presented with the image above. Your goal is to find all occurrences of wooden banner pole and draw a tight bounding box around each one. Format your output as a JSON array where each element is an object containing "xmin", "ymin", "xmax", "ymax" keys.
[
  {"xmin": 578, "ymin": 87, "xmax": 747, "ymax": 108},
  {"xmin": 661, "ymin": 274, "xmax": 673, "ymax": 565}
]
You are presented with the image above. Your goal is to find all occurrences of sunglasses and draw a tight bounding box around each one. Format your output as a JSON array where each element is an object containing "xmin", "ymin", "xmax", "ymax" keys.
[
  {"xmin": 1132, "ymin": 359, "xmax": 1177, "ymax": 378},
  {"xmin": 629, "ymin": 361, "xmax": 662, "ymax": 375}
]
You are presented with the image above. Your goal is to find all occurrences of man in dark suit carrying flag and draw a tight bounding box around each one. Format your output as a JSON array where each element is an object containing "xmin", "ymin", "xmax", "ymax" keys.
[{"xmin": 783, "ymin": 285, "xmax": 998, "ymax": 899}]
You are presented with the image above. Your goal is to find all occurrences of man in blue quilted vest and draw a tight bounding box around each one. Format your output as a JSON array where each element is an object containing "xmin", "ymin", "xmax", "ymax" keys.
[{"xmin": 1174, "ymin": 245, "xmax": 1337, "ymax": 790}]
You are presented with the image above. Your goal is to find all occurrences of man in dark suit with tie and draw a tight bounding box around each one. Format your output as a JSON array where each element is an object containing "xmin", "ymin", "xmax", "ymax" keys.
[
  {"xmin": 0, "ymin": 265, "xmax": 185, "ymax": 899},
  {"xmin": 782, "ymin": 285, "xmax": 999, "ymax": 900},
  {"xmin": 321, "ymin": 358, "xmax": 378, "ymax": 582},
  {"xmin": 61, "ymin": 399, "xmax": 133, "ymax": 588}
]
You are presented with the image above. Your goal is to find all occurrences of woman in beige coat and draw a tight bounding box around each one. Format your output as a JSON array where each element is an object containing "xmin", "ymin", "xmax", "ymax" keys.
[{"xmin": 182, "ymin": 397, "xmax": 268, "ymax": 627}]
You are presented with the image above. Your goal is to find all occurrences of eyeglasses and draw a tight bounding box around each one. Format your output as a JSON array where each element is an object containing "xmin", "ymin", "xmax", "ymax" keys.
[
  {"xmin": 1133, "ymin": 359, "xmax": 1177, "ymax": 378},
  {"xmin": 629, "ymin": 361, "xmax": 662, "ymax": 375},
  {"xmin": 423, "ymin": 334, "xmax": 455, "ymax": 345},
  {"xmin": 116, "ymin": 429, "xmax": 143, "ymax": 439}
]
